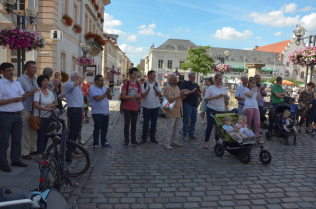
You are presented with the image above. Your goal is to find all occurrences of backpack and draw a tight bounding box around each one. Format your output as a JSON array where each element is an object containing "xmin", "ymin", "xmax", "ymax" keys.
[
  {"xmin": 122, "ymin": 81, "xmax": 140, "ymax": 109},
  {"xmin": 144, "ymin": 81, "xmax": 159, "ymax": 97}
]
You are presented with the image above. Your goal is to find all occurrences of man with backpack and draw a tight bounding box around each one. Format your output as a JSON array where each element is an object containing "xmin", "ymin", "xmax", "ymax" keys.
[
  {"xmin": 121, "ymin": 68, "xmax": 142, "ymax": 148},
  {"xmin": 140, "ymin": 70, "xmax": 162, "ymax": 144}
]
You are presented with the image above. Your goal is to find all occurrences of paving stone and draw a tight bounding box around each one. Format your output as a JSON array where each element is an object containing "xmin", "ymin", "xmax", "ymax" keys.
[
  {"xmin": 165, "ymin": 203, "xmax": 182, "ymax": 208},
  {"xmin": 169, "ymin": 197, "xmax": 186, "ymax": 203},
  {"xmin": 149, "ymin": 204, "xmax": 163, "ymax": 209},
  {"xmin": 183, "ymin": 203, "xmax": 199, "ymax": 208}
]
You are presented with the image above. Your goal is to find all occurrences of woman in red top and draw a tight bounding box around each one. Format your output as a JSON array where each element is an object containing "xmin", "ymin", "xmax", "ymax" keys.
[{"xmin": 82, "ymin": 80, "xmax": 90, "ymax": 97}]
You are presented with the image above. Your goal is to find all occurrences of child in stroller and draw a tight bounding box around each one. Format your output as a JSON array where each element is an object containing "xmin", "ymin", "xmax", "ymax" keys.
[
  {"xmin": 281, "ymin": 110, "xmax": 298, "ymax": 134},
  {"xmin": 222, "ymin": 116, "xmax": 249, "ymax": 141}
]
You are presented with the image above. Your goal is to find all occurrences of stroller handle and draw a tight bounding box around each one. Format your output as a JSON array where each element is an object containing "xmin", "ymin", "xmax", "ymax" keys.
[
  {"xmin": 211, "ymin": 111, "xmax": 233, "ymax": 118},
  {"xmin": 0, "ymin": 199, "xmax": 39, "ymax": 208}
]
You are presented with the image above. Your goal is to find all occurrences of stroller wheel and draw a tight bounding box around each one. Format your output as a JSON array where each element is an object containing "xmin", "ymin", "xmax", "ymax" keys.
[
  {"xmin": 259, "ymin": 150, "xmax": 272, "ymax": 165},
  {"xmin": 214, "ymin": 143, "xmax": 225, "ymax": 157},
  {"xmin": 238, "ymin": 149, "xmax": 251, "ymax": 164},
  {"xmin": 265, "ymin": 131, "xmax": 272, "ymax": 140}
]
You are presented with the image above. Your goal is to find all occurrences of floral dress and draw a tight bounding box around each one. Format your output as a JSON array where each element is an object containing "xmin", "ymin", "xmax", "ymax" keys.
[{"xmin": 298, "ymin": 90, "xmax": 314, "ymax": 118}]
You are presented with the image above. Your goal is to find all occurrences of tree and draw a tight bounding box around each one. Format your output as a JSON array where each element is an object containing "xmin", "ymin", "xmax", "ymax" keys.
[
  {"xmin": 268, "ymin": 76, "xmax": 277, "ymax": 84},
  {"xmin": 261, "ymin": 77, "xmax": 268, "ymax": 84},
  {"xmin": 136, "ymin": 64, "xmax": 141, "ymax": 78},
  {"xmin": 180, "ymin": 46, "xmax": 215, "ymax": 81}
]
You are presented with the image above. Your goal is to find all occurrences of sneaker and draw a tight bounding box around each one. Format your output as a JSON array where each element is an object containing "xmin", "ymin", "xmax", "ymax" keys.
[
  {"xmin": 189, "ymin": 136, "xmax": 198, "ymax": 140},
  {"xmin": 93, "ymin": 145, "xmax": 98, "ymax": 151},
  {"xmin": 102, "ymin": 143, "xmax": 112, "ymax": 148},
  {"xmin": 171, "ymin": 142, "xmax": 183, "ymax": 147},
  {"xmin": 131, "ymin": 142, "xmax": 141, "ymax": 146},
  {"xmin": 124, "ymin": 143, "xmax": 129, "ymax": 148},
  {"xmin": 183, "ymin": 136, "xmax": 189, "ymax": 142},
  {"xmin": 164, "ymin": 144, "xmax": 173, "ymax": 150}
]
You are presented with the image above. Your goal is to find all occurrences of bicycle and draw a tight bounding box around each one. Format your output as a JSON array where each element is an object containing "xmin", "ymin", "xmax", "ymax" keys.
[{"xmin": 38, "ymin": 105, "xmax": 90, "ymax": 192}]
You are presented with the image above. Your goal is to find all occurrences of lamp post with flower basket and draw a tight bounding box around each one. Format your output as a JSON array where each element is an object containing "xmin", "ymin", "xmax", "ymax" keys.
[{"xmin": 0, "ymin": 0, "xmax": 39, "ymax": 77}]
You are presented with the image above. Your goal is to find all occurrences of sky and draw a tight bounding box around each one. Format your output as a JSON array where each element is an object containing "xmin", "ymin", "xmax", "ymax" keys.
[{"xmin": 103, "ymin": 0, "xmax": 316, "ymax": 65}]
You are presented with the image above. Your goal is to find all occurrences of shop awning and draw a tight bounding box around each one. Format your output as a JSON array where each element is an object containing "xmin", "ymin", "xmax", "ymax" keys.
[
  {"xmin": 233, "ymin": 66, "xmax": 248, "ymax": 70},
  {"xmin": 262, "ymin": 68, "xmax": 277, "ymax": 72}
]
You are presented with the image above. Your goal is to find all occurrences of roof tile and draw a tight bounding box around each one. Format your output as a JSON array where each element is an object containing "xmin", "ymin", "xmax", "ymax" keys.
[{"xmin": 256, "ymin": 40, "xmax": 291, "ymax": 54}]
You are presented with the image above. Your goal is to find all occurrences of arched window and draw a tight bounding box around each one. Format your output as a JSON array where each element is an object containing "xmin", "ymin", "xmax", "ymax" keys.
[
  {"xmin": 301, "ymin": 71, "xmax": 305, "ymax": 79},
  {"xmin": 292, "ymin": 70, "xmax": 298, "ymax": 79}
]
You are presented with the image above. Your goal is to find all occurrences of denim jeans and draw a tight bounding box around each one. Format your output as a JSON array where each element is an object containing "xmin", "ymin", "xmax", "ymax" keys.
[
  {"xmin": 142, "ymin": 107, "xmax": 159, "ymax": 140},
  {"xmin": 308, "ymin": 111, "xmax": 316, "ymax": 125},
  {"xmin": 67, "ymin": 108, "xmax": 83, "ymax": 153},
  {"xmin": 124, "ymin": 109, "xmax": 138, "ymax": 144},
  {"xmin": 205, "ymin": 107, "xmax": 220, "ymax": 142},
  {"xmin": 37, "ymin": 129, "xmax": 49, "ymax": 155},
  {"xmin": 92, "ymin": 114, "xmax": 109, "ymax": 146},
  {"xmin": 110, "ymin": 86, "xmax": 114, "ymax": 94},
  {"xmin": 182, "ymin": 103, "xmax": 197, "ymax": 137},
  {"xmin": 0, "ymin": 112, "xmax": 22, "ymax": 166}
]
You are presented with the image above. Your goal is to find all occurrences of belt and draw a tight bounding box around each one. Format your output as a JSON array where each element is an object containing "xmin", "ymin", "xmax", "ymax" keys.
[
  {"xmin": 0, "ymin": 111, "xmax": 21, "ymax": 115},
  {"xmin": 68, "ymin": 107, "xmax": 83, "ymax": 110},
  {"xmin": 238, "ymin": 103, "xmax": 244, "ymax": 105}
]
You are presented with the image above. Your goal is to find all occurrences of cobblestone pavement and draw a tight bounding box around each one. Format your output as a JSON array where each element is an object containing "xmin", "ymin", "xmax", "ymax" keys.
[{"xmin": 1, "ymin": 90, "xmax": 316, "ymax": 209}]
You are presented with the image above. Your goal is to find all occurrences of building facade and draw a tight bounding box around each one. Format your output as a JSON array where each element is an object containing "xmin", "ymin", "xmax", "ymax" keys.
[{"xmin": 144, "ymin": 39, "xmax": 284, "ymax": 83}]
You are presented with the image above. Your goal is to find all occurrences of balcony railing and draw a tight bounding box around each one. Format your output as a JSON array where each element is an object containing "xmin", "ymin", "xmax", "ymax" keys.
[{"xmin": 85, "ymin": 38, "xmax": 102, "ymax": 57}]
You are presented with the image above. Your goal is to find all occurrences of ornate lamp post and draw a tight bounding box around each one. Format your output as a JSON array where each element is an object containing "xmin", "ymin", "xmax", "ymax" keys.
[
  {"xmin": 1, "ymin": 0, "xmax": 38, "ymax": 77},
  {"xmin": 220, "ymin": 50, "xmax": 230, "ymax": 63},
  {"xmin": 80, "ymin": 43, "xmax": 91, "ymax": 56},
  {"xmin": 285, "ymin": 71, "xmax": 289, "ymax": 78}
]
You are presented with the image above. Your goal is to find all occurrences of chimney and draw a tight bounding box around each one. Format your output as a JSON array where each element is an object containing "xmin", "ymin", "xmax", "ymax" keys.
[{"xmin": 255, "ymin": 46, "xmax": 259, "ymax": 51}]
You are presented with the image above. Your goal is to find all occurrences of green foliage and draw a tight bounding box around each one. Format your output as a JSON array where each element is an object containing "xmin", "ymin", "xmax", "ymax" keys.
[
  {"xmin": 268, "ymin": 77, "xmax": 277, "ymax": 84},
  {"xmin": 180, "ymin": 46, "xmax": 215, "ymax": 76},
  {"xmin": 136, "ymin": 64, "xmax": 141, "ymax": 78},
  {"xmin": 286, "ymin": 78, "xmax": 304, "ymax": 85},
  {"xmin": 261, "ymin": 77, "xmax": 268, "ymax": 84}
]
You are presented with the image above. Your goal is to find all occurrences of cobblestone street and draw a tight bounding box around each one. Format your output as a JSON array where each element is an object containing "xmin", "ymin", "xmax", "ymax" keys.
[{"xmin": 1, "ymin": 92, "xmax": 316, "ymax": 209}]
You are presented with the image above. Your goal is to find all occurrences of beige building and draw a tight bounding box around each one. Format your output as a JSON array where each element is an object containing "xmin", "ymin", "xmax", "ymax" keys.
[{"xmin": 0, "ymin": 0, "xmax": 111, "ymax": 83}]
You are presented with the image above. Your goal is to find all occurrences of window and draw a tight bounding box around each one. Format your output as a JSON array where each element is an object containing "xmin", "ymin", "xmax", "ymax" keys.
[
  {"xmin": 14, "ymin": 0, "xmax": 25, "ymax": 10},
  {"xmin": 301, "ymin": 71, "xmax": 305, "ymax": 79},
  {"xmin": 62, "ymin": 0, "xmax": 68, "ymax": 15},
  {"xmin": 286, "ymin": 62, "xmax": 289, "ymax": 67},
  {"xmin": 179, "ymin": 61, "xmax": 184, "ymax": 69},
  {"xmin": 93, "ymin": 24, "xmax": 95, "ymax": 34},
  {"xmin": 72, "ymin": 56, "xmax": 76, "ymax": 72},
  {"xmin": 294, "ymin": 64, "xmax": 298, "ymax": 69},
  {"xmin": 158, "ymin": 74, "xmax": 163, "ymax": 81},
  {"xmin": 73, "ymin": 4, "xmax": 78, "ymax": 24},
  {"xmin": 85, "ymin": 14, "xmax": 88, "ymax": 34},
  {"xmin": 167, "ymin": 60, "xmax": 172, "ymax": 69},
  {"xmin": 292, "ymin": 70, "xmax": 298, "ymax": 79},
  {"xmin": 89, "ymin": 19, "xmax": 92, "ymax": 32},
  {"xmin": 158, "ymin": 60, "xmax": 163, "ymax": 68},
  {"xmin": 61, "ymin": 53, "xmax": 66, "ymax": 72}
]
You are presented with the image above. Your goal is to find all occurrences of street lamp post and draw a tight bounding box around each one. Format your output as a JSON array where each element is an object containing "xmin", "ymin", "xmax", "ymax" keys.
[
  {"xmin": 79, "ymin": 43, "xmax": 91, "ymax": 56},
  {"xmin": 220, "ymin": 50, "xmax": 230, "ymax": 63},
  {"xmin": 0, "ymin": 0, "xmax": 38, "ymax": 77}
]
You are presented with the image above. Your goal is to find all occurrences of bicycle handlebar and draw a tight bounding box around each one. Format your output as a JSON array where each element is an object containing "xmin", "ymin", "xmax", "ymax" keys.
[{"xmin": 0, "ymin": 199, "xmax": 40, "ymax": 208}]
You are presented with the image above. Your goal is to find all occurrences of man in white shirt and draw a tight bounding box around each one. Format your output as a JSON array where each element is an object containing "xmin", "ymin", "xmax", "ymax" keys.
[
  {"xmin": 140, "ymin": 70, "xmax": 162, "ymax": 144},
  {"xmin": 0, "ymin": 63, "xmax": 29, "ymax": 172},
  {"xmin": 292, "ymin": 85, "xmax": 299, "ymax": 101},
  {"xmin": 235, "ymin": 76, "xmax": 248, "ymax": 115},
  {"xmin": 65, "ymin": 71, "xmax": 88, "ymax": 157}
]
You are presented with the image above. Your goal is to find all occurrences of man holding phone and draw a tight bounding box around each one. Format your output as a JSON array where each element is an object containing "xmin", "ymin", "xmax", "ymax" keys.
[{"xmin": 180, "ymin": 72, "xmax": 201, "ymax": 141}]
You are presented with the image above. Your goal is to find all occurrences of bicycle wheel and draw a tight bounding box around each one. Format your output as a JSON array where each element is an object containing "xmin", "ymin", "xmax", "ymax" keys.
[
  {"xmin": 46, "ymin": 140, "xmax": 90, "ymax": 177},
  {"xmin": 39, "ymin": 155, "xmax": 60, "ymax": 192}
]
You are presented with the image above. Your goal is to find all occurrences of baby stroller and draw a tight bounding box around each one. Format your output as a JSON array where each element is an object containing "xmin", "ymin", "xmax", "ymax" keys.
[
  {"xmin": 265, "ymin": 103, "xmax": 297, "ymax": 145},
  {"xmin": 213, "ymin": 113, "xmax": 272, "ymax": 164}
]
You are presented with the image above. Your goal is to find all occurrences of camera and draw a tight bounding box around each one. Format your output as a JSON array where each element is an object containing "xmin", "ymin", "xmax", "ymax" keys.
[{"xmin": 256, "ymin": 82, "xmax": 261, "ymax": 88}]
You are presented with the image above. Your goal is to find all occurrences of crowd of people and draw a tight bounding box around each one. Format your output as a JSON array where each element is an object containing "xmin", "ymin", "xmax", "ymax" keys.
[{"xmin": 1, "ymin": 61, "xmax": 316, "ymax": 173}]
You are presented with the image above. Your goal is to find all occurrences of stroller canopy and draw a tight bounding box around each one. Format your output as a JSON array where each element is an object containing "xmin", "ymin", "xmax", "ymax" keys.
[{"xmin": 272, "ymin": 102, "xmax": 291, "ymax": 116}]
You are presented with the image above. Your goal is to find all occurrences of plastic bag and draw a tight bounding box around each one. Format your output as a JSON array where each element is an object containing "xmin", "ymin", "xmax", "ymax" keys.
[{"xmin": 161, "ymin": 97, "xmax": 176, "ymax": 111}]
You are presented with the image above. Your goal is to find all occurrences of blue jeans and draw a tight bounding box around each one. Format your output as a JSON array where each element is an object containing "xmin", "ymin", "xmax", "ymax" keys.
[
  {"xmin": 183, "ymin": 103, "xmax": 197, "ymax": 137},
  {"xmin": 0, "ymin": 112, "xmax": 22, "ymax": 166},
  {"xmin": 67, "ymin": 108, "xmax": 83, "ymax": 153},
  {"xmin": 308, "ymin": 111, "xmax": 316, "ymax": 125},
  {"xmin": 205, "ymin": 107, "xmax": 220, "ymax": 142},
  {"xmin": 37, "ymin": 129, "xmax": 49, "ymax": 155},
  {"xmin": 92, "ymin": 114, "xmax": 109, "ymax": 146},
  {"xmin": 142, "ymin": 107, "xmax": 159, "ymax": 140},
  {"xmin": 110, "ymin": 86, "xmax": 114, "ymax": 94}
]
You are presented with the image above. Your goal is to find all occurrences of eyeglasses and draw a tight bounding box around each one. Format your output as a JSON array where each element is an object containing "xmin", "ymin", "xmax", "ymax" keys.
[{"xmin": 5, "ymin": 69, "xmax": 14, "ymax": 72}]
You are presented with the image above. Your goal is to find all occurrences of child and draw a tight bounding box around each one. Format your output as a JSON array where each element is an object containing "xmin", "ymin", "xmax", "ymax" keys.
[
  {"xmin": 235, "ymin": 116, "xmax": 263, "ymax": 142},
  {"xmin": 289, "ymin": 98, "xmax": 298, "ymax": 120},
  {"xmin": 281, "ymin": 110, "xmax": 298, "ymax": 134},
  {"xmin": 222, "ymin": 116, "xmax": 248, "ymax": 141}
]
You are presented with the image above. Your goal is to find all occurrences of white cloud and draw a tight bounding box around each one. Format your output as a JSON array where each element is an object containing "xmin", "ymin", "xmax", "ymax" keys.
[
  {"xmin": 256, "ymin": 37, "xmax": 262, "ymax": 41},
  {"xmin": 249, "ymin": 10, "xmax": 300, "ymax": 27},
  {"xmin": 274, "ymin": 31, "xmax": 282, "ymax": 36},
  {"xmin": 104, "ymin": 28, "xmax": 126, "ymax": 37},
  {"xmin": 157, "ymin": 32, "xmax": 170, "ymax": 37},
  {"xmin": 186, "ymin": 28, "xmax": 191, "ymax": 33},
  {"xmin": 138, "ymin": 24, "xmax": 156, "ymax": 35},
  {"xmin": 298, "ymin": 6, "xmax": 316, "ymax": 12},
  {"xmin": 127, "ymin": 34, "xmax": 137, "ymax": 42},
  {"xmin": 174, "ymin": 27, "xmax": 181, "ymax": 32},
  {"xmin": 282, "ymin": 3, "xmax": 297, "ymax": 14},
  {"xmin": 103, "ymin": 13, "xmax": 122, "ymax": 28},
  {"xmin": 300, "ymin": 13, "xmax": 316, "ymax": 34},
  {"xmin": 119, "ymin": 44, "xmax": 146, "ymax": 54},
  {"xmin": 212, "ymin": 27, "xmax": 253, "ymax": 40},
  {"xmin": 243, "ymin": 48, "xmax": 253, "ymax": 50}
]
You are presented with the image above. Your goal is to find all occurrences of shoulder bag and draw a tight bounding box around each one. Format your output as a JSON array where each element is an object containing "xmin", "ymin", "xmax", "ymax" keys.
[{"xmin": 29, "ymin": 91, "xmax": 41, "ymax": 130}]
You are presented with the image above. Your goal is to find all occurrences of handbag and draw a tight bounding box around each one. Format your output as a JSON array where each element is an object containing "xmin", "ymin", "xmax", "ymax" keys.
[
  {"xmin": 161, "ymin": 97, "xmax": 176, "ymax": 111},
  {"xmin": 118, "ymin": 94, "xmax": 121, "ymax": 101},
  {"xmin": 29, "ymin": 91, "xmax": 41, "ymax": 130}
]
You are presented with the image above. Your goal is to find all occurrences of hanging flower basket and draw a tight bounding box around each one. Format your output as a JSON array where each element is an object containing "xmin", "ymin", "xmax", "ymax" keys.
[
  {"xmin": 100, "ymin": 18, "xmax": 104, "ymax": 23},
  {"xmin": 94, "ymin": 4, "xmax": 99, "ymax": 10},
  {"xmin": 173, "ymin": 70, "xmax": 181, "ymax": 76},
  {"xmin": 0, "ymin": 27, "xmax": 46, "ymax": 52},
  {"xmin": 62, "ymin": 14, "xmax": 73, "ymax": 27},
  {"xmin": 72, "ymin": 24, "xmax": 82, "ymax": 33},
  {"xmin": 122, "ymin": 74, "xmax": 126, "ymax": 77},
  {"xmin": 91, "ymin": 0, "xmax": 96, "ymax": 4},
  {"xmin": 61, "ymin": 71, "xmax": 69, "ymax": 83},
  {"xmin": 101, "ymin": 46, "xmax": 104, "ymax": 51},
  {"xmin": 214, "ymin": 63, "xmax": 231, "ymax": 73},
  {"xmin": 75, "ymin": 56, "xmax": 93, "ymax": 66},
  {"xmin": 288, "ymin": 45, "xmax": 316, "ymax": 67},
  {"xmin": 110, "ymin": 70, "xmax": 117, "ymax": 74},
  {"xmin": 97, "ymin": 13, "xmax": 101, "ymax": 18},
  {"xmin": 84, "ymin": 32, "xmax": 97, "ymax": 39},
  {"xmin": 163, "ymin": 73, "xmax": 169, "ymax": 78},
  {"xmin": 117, "ymin": 72, "xmax": 121, "ymax": 75},
  {"xmin": 95, "ymin": 34, "xmax": 106, "ymax": 46}
]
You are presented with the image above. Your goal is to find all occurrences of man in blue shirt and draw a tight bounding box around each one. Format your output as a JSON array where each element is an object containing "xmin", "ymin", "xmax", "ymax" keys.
[
  {"xmin": 180, "ymin": 72, "xmax": 201, "ymax": 141},
  {"xmin": 89, "ymin": 74, "xmax": 112, "ymax": 151}
]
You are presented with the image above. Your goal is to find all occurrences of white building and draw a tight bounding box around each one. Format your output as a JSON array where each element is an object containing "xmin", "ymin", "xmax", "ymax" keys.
[{"xmin": 145, "ymin": 39, "xmax": 284, "ymax": 83}]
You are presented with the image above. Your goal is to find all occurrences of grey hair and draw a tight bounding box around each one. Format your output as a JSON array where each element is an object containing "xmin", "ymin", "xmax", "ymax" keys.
[
  {"xmin": 240, "ymin": 75, "xmax": 248, "ymax": 81},
  {"xmin": 70, "ymin": 71, "xmax": 80, "ymax": 78},
  {"xmin": 168, "ymin": 73, "xmax": 177, "ymax": 80},
  {"xmin": 254, "ymin": 74, "xmax": 260, "ymax": 79},
  {"xmin": 42, "ymin": 67, "xmax": 53, "ymax": 78},
  {"xmin": 188, "ymin": 72, "xmax": 196, "ymax": 77}
]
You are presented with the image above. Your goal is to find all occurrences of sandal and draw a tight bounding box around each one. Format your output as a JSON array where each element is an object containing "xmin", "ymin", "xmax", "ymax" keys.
[{"xmin": 22, "ymin": 155, "xmax": 32, "ymax": 160}]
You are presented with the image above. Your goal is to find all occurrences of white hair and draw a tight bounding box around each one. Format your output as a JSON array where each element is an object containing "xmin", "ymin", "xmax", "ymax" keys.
[
  {"xmin": 241, "ymin": 75, "xmax": 248, "ymax": 81},
  {"xmin": 188, "ymin": 72, "xmax": 196, "ymax": 77},
  {"xmin": 70, "ymin": 71, "xmax": 80, "ymax": 78},
  {"xmin": 168, "ymin": 73, "xmax": 177, "ymax": 80}
]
